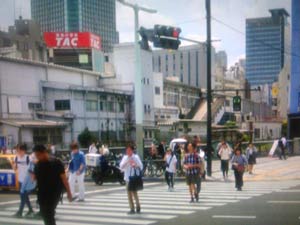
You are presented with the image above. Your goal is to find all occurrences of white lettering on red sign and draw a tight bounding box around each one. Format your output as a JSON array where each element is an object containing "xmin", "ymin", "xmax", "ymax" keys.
[
  {"xmin": 55, "ymin": 33, "xmax": 78, "ymax": 48},
  {"xmin": 90, "ymin": 34, "xmax": 100, "ymax": 49}
]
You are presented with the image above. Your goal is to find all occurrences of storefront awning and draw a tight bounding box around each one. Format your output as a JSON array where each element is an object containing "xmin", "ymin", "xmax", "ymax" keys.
[{"xmin": 0, "ymin": 119, "xmax": 69, "ymax": 128}]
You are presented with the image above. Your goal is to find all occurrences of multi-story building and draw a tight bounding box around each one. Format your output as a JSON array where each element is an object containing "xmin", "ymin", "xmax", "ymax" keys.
[
  {"xmin": 152, "ymin": 44, "xmax": 208, "ymax": 88},
  {"xmin": 0, "ymin": 17, "xmax": 47, "ymax": 62},
  {"xmin": 289, "ymin": 0, "xmax": 300, "ymax": 138},
  {"xmin": 215, "ymin": 50, "xmax": 228, "ymax": 69},
  {"xmin": 246, "ymin": 9, "xmax": 290, "ymax": 86},
  {"xmin": 100, "ymin": 43, "xmax": 156, "ymax": 142},
  {"xmin": 31, "ymin": 0, "xmax": 119, "ymax": 52},
  {"xmin": 0, "ymin": 56, "xmax": 131, "ymax": 149}
]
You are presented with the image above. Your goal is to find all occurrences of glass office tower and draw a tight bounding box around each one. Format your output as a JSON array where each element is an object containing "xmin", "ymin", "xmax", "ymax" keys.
[
  {"xmin": 246, "ymin": 9, "xmax": 289, "ymax": 86},
  {"xmin": 31, "ymin": 0, "xmax": 119, "ymax": 52}
]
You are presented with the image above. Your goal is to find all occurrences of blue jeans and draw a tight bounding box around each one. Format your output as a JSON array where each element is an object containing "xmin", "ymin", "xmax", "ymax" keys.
[{"xmin": 18, "ymin": 182, "xmax": 33, "ymax": 214}]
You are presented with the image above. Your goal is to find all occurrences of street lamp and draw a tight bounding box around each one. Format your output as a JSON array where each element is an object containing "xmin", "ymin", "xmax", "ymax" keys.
[{"xmin": 117, "ymin": 0, "xmax": 157, "ymax": 158}]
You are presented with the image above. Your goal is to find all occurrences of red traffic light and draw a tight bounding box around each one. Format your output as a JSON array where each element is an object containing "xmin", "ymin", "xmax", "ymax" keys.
[{"xmin": 173, "ymin": 29, "xmax": 179, "ymax": 38}]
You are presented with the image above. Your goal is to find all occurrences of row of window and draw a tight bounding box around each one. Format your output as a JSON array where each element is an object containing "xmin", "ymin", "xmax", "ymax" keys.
[{"xmin": 53, "ymin": 100, "xmax": 126, "ymax": 113}]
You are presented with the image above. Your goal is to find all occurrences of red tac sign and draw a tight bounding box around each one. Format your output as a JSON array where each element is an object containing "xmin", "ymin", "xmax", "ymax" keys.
[{"xmin": 44, "ymin": 32, "xmax": 101, "ymax": 50}]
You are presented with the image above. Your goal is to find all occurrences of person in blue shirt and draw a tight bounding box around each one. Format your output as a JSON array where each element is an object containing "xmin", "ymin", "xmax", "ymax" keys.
[
  {"xmin": 68, "ymin": 142, "xmax": 86, "ymax": 202},
  {"xmin": 231, "ymin": 148, "xmax": 248, "ymax": 191}
]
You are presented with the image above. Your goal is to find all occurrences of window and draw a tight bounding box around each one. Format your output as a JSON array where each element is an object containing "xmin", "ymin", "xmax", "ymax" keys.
[
  {"xmin": 28, "ymin": 103, "xmax": 42, "ymax": 110},
  {"xmin": 54, "ymin": 100, "xmax": 70, "ymax": 111},
  {"xmin": 155, "ymin": 87, "xmax": 160, "ymax": 95},
  {"xmin": 254, "ymin": 128, "xmax": 260, "ymax": 139},
  {"xmin": 86, "ymin": 100, "xmax": 98, "ymax": 112},
  {"xmin": 107, "ymin": 101, "xmax": 115, "ymax": 112},
  {"xmin": 119, "ymin": 102, "xmax": 125, "ymax": 112}
]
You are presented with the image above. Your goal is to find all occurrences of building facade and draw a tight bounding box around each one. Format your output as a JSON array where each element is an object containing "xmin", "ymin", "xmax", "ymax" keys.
[
  {"xmin": 100, "ymin": 44, "xmax": 156, "ymax": 142},
  {"xmin": 246, "ymin": 9, "xmax": 290, "ymax": 86},
  {"xmin": 31, "ymin": 0, "xmax": 119, "ymax": 52},
  {"xmin": 0, "ymin": 56, "xmax": 131, "ymax": 149},
  {"xmin": 0, "ymin": 17, "xmax": 47, "ymax": 62},
  {"xmin": 152, "ymin": 44, "xmax": 208, "ymax": 88}
]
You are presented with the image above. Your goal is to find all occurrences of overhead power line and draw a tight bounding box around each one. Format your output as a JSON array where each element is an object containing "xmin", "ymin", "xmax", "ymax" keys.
[{"xmin": 211, "ymin": 16, "xmax": 300, "ymax": 59}]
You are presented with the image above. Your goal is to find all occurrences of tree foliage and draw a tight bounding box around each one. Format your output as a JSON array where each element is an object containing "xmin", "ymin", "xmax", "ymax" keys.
[{"xmin": 78, "ymin": 127, "xmax": 97, "ymax": 148}]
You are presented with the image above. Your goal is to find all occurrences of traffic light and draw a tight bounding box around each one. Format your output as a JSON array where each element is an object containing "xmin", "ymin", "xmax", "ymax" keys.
[
  {"xmin": 233, "ymin": 95, "xmax": 241, "ymax": 111},
  {"xmin": 153, "ymin": 25, "xmax": 181, "ymax": 50}
]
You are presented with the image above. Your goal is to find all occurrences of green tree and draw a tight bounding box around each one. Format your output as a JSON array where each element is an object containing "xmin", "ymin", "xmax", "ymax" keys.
[{"xmin": 78, "ymin": 127, "xmax": 97, "ymax": 148}]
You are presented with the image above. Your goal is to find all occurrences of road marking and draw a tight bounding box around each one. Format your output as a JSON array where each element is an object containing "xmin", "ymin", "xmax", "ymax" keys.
[
  {"xmin": 57, "ymin": 215, "xmax": 156, "ymax": 225},
  {"xmin": 276, "ymin": 190, "xmax": 300, "ymax": 193},
  {"xmin": 67, "ymin": 201, "xmax": 212, "ymax": 210},
  {"xmin": 212, "ymin": 215, "xmax": 256, "ymax": 219},
  {"xmin": 268, "ymin": 201, "xmax": 300, "ymax": 204},
  {"xmin": 0, "ymin": 211, "xmax": 155, "ymax": 225},
  {"xmin": 7, "ymin": 205, "xmax": 195, "ymax": 215},
  {"xmin": 57, "ymin": 209, "xmax": 175, "ymax": 220},
  {"xmin": 0, "ymin": 214, "xmax": 104, "ymax": 225},
  {"xmin": 110, "ymin": 194, "xmax": 239, "ymax": 203},
  {"xmin": 84, "ymin": 198, "xmax": 225, "ymax": 206}
]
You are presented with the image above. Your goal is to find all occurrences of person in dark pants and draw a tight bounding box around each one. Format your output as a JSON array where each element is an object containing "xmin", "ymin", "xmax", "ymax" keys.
[
  {"xmin": 164, "ymin": 148, "xmax": 177, "ymax": 191},
  {"xmin": 13, "ymin": 144, "xmax": 34, "ymax": 218},
  {"xmin": 278, "ymin": 136, "xmax": 287, "ymax": 160},
  {"xmin": 231, "ymin": 149, "xmax": 247, "ymax": 191},
  {"xmin": 33, "ymin": 145, "xmax": 72, "ymax": 225}
]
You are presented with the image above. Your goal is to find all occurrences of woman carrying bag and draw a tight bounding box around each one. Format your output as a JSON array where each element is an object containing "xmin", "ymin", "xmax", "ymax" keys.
[
  {"xmin": 120, "ymin": 144, "xmax": 143, "ymax": 215},
  {"xmin": 246, "ymin": 143, "xmax": 257, "ymax": 174},
  {"xmin": 231, "ymin": 148, "xmax": 248, "ymax": 191}
]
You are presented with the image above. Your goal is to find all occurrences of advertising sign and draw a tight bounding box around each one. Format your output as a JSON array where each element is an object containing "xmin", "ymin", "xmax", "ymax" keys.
[
  {"xmin": 44, "ymin": 32, "xmax": 101, "ymax": 50},
  {"xmin": 0, "ymin": 172, "xmax": 16, "ymax": 187}
]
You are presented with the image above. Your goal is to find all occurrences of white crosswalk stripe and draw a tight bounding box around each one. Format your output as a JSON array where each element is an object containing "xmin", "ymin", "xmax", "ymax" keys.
[{"xmin": 1, "ymin": 180, "xmax": 300, "ymax": 225}]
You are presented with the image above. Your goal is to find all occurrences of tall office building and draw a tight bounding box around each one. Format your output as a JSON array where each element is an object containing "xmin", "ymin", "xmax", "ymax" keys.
[
  {"xmin": 31, "ymin": 0, "xmax": 119, "ymax": 52},
  {"xmin": 246, "ymin": 9, "xmax": 289, "ymax": 86},
  {"xmin": 152, "ymin": 44, "xmax": 209, "ymax": 89}
]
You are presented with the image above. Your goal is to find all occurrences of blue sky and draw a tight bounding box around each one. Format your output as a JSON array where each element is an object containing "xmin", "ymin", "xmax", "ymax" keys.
[{"xmin": 0, "ymin": 0, "xmax": 291, "ymax": 67}]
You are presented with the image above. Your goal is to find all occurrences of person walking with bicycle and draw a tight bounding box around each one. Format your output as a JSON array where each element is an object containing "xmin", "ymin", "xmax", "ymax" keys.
[{"xmin": 164, "ymin": 148, "xmax": 177, "ymax": 191}]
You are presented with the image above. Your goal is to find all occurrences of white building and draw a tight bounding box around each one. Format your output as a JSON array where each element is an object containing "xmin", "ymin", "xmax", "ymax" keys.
[
  {"xmin": 0, "ymin": 56, "xmax": 132, "ymax": 148},
  {"xmin": 100, "ymin": 43, "xmax": 156, "ymax": 141}
]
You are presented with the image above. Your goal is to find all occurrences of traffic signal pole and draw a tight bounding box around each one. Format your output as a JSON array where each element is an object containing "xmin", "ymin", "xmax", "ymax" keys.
[
  {"xmin": 206, "ymin": 0, "xmax": 213, "ymax": 177},
  {"xmin": 117, "ymin": 0, "xmax": 157, "ymax": 158}
]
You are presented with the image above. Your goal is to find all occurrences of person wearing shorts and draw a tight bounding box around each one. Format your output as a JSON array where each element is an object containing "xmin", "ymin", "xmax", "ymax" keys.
[{"xmin": 184, "ymin": 142, "xmax": 201, "ymax": 203}]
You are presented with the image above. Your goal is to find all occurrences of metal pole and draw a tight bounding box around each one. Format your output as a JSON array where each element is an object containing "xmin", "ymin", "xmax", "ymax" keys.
[
  {"xmin": 134, "ymin": 6, "xmax": 144, "ymax": 158},
  {"xmin": 206, "ymin": 0, "xmax": 212, "ymax": 176},
  {"xmin": 117, "ymin": 0, "xmax": 156, "ymax": 158}
]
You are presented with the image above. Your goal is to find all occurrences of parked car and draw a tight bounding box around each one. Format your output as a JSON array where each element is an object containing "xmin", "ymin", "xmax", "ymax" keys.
[{"xmin": 0, "ymin": 154, "xmax": 19, "ymax": 191}]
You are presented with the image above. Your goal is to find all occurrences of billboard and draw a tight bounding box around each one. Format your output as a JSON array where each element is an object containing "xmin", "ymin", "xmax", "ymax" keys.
[{"xmin": 44, "ymin": 32, "xmax": 101, "ymax": 50}]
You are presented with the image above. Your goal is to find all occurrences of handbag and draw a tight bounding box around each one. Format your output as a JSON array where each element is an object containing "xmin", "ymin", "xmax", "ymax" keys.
[{"xmin": 128, "ymin": 167, "xmax": 143, "ymax": 192}]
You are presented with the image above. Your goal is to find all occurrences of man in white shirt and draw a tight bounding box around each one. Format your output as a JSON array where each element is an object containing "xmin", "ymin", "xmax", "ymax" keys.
[
  {"xmin": 164, "ymin": 148, "xmax": 177, "ymax": 191},
  {"xmin": 120, "ymin": 144, "xmax": 143, "ymax": 214},
  {"xmin": 13, "ymin": 144, "xmax": 34, "ymax": 218}
]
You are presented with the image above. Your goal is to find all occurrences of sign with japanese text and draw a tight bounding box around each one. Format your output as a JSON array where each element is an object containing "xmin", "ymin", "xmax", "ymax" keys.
[{"xmin": 44, "ymin": 32, "xmax": 101, "ymax": 50}]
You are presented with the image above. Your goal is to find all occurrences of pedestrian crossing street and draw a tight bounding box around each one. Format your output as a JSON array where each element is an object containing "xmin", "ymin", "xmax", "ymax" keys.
[{"xmin": 1, "ymin": 180, "xmax": 300, "ymax": 225}]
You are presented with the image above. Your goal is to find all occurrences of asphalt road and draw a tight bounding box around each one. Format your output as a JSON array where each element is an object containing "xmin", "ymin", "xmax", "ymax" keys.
[
  {"xmin": 0, "ymin": 156, "xmax": 299, "ymax": 225},
  {"xmin": 155, "ymin": 183, "xmax": 300, "ymax": 225}
]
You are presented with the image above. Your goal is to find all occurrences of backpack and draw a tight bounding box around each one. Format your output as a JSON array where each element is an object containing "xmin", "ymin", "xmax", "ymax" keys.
[
  {"xmin": 15, "ymin": 155, "xmax": 30, "ymax": 169},
  {"xmin": 278, "ymin": 139, "xmax": 284, "ymax": 148}
]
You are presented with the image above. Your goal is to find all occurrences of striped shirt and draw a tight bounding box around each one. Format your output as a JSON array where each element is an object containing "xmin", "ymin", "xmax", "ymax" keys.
[{"xmin": 184, "ymin": 153, "xmax": 200, "ymax": 175}]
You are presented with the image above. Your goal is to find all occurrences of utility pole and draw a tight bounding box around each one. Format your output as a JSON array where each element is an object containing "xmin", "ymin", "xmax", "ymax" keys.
[
  {"xmin": 206, "ymin": 0, "xmax": 213, "ymax": 176},
  {"xmin": 117, "ymin": 0, "xmax": 157, "ymax": 158}
]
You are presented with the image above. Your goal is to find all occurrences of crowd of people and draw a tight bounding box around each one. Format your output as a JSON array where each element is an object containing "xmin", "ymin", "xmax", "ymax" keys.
[{"xmin": 9, "ymin": 134, "xmax": 290, "ymax": 224}]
